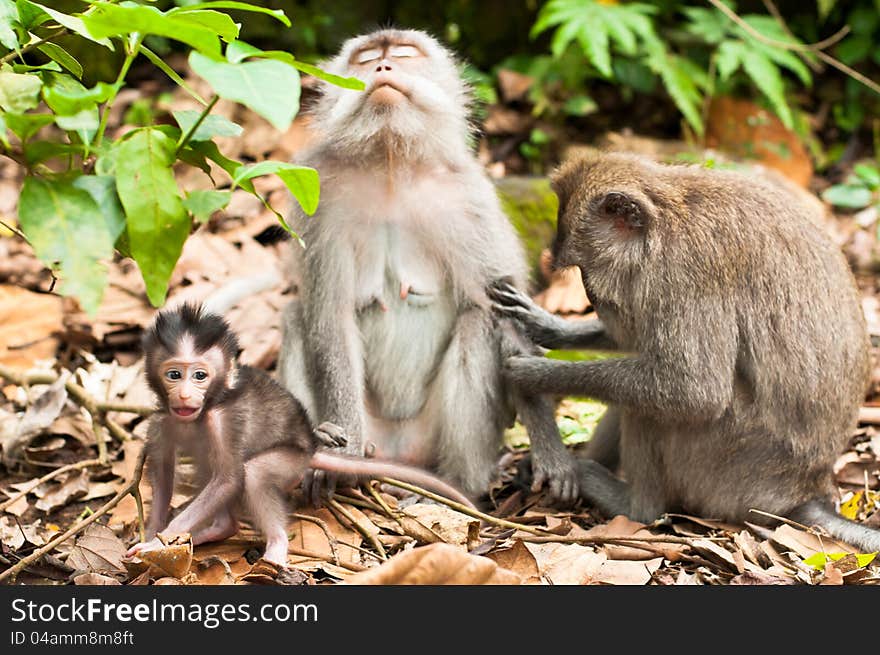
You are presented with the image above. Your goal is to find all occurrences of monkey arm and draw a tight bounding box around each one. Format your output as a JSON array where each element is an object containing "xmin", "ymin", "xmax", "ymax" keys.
[
  {"xmin": 505, "ymin": 354, "xmax": 734, "ymax": 422},
  {"xmin": 488, "ymin": 279, "xmax": 615, "ymax": 350},
  {"xmin": 161, "ymin": 473, "xmax": 242, "ymax": 538}
]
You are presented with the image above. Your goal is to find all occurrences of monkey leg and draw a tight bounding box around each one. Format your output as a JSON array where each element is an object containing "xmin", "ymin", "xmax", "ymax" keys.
[
  {"xmin": 498, "ymin": 320, "xmax": 579, "ymax": 503},
  {"xmin": 577, "ymin": 459, "xmax": 631, "ymax": 518},
  {"xmin": 278, "ymin": 300, "xmax": 317, "ymax": 421},
  {"xmin": 243, "ymin": 447, "xmax": 311, "ymax": 566},
  {"xmin": 425, "ymin": 309, "xmax": 510, "ymax": 497},
  {"xmin": 581, "ymin": 406, "xmax": 620, "ymax": 470},
  {"xmin": 190, "ymin": 510, "xmax": 238, "ymax": 546}
]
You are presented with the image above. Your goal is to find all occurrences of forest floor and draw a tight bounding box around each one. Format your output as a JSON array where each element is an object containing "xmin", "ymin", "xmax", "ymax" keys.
[{"xmin": 1, "ymin": 61, "xmax": 879, "ymax": 586}]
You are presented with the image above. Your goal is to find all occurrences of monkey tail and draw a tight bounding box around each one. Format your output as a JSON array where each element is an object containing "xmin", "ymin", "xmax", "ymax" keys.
[
  {"xmin": 309, "ymin": 452, "xmax": 476, "ymax": 510},
  {"xmin": 789, "ymin": 499, "xmax": 880, "ymax": 553},
  {"xmin": 202, "ymin": 271, "xmax": 281, "ymax": 315}
]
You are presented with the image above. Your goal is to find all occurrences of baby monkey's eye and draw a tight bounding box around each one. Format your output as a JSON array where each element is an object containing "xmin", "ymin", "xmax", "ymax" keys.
[
  {"xmin": 165, "ymin": 370, "xmax": 182, "ymax": 381},
  {"xmin": 193, "ymin": 370, "xmax": 208, "ymax": 381}
]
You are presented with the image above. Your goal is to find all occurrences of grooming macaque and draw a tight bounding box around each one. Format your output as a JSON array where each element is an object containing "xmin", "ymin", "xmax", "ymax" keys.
[
  {"xmin": 492, "ymin": 152, "xmax": 880, "ymax": 552},
  {"xmin": 128, "ymin": 304, "xmax": 475, "ymax": 566},
  {"xmin": 279, "ymin": 29, "xmax": 578, "ymax": 503}
]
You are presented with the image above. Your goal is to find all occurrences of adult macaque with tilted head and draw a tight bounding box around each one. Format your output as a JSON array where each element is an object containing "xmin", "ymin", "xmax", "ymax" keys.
[
  {"xmin": 128, "ymin": 304, "xmax": 475, "ymax": 570},
  {"xmin": 278, "ymin": 29, "xmax": 578, "ymax": 503},
  {"xmin": 491, "ymin": 152, "xmax": 880, "ymax": 552}
]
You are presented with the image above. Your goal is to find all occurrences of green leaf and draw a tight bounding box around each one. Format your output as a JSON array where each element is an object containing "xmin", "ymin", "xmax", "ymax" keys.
[
  {"xmin": 165, "ymin": 9, "xmax": 238, "ymax": 43},
  {"xmin": 43, "ymin": 81, "xmax": 114, "ymax": 115},
  {"xmin": 232, "ymin": 161, "xmax": 319, "ymax": 215},
  {"xmin": 0, "ymin": 70, "xmax": 41, "ymax": 112},
  {"xmin": 2, "ymin": 111, "xmax": 52, "ymax": 140},
  {"xmin": 822, "ymin": 184, "xmax": 874, "ymax": 208},
  {"xmin": 18, "ymin": 176, "xmax": 113, "ymax": 313},
  {"xmin": 138, "ymin": 44, "xmax": 207, "ymax": 105},
  {"xmin": 817, "ymin": 0, "xmax": 836, "ymax": 22},
  {"xmin": 173, "ymin": 109, "xmax": 242, "ymax": 141},
  {"xmin": 81, "ymin": 3, "xmax": 221, "ymax": 57},
  {"xmin": 0, "ymin": 0, "xmax": 20, "ymax": 50},
  {"xmin": 187, "ymin": 140, "xmax": 254, "ymax": 193},
  {"xmin": 803, "ymin": 551, "xmax": 877, "ymax": 570},
  {"xmin": 15, "ymin": 0, "xmax": 48, "ymax": 30},
  {"xmin": 740, "ymin": 50, "xmax": 793, "ymax": 128},
  {"xmin": 563, "ymin": 94, "xmax": 597, "ymax": 116},
  {"xmin": 171, "ymin": 2, "xmax": 290, "ymax": 27},
  {"xmin": 716, "ymin": 40, "xmax": 744, "ymax": 82},
  {"xmin": 854, "ymin": 163, "xmax": 880, "ymax": 189},
  {"xmin": 36, "ymin": 42, "xmax": 82, "ymax": 78},
  {"xmin": 189, "ymin": 51, "xmax": 300, "ymax": 131},
  {"xmin": 227, "ymin": 40, "xmax": 364, "ymax": 90},
  {"xmin": 183, "ymin": 189, "xmax": 230, "ymax": 222},
  {"xmin": 73, "ymin": 175, "xmax": 125, "ymax": 243},
  {"xmin": 115, "ymin": 128, "xmax": 190, "ymax": 306},
  {"xmin": 27, "ymin": 1, "xmax": 112, "ymax": 49},
  {"xmin": 23, "ymin": 140, "xmax": 82, "ymax": 165}
]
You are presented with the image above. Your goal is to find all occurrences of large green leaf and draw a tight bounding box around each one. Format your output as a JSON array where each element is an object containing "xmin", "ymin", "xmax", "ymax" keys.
[
  {"xmin": 26, "ymin": 1, "xmax": 112, "ymax": 49},
  {"xmin": 740, "ymin": 49, "xmax": 793, "ymax": 128},
  {"xmin": 226, "ymin": 40, "xmax": 365, "ymax": 90},
  {"xmin": 43, "ymin": 80, "xmax": 115, "ymax": 115},
  {"xmin": 0, "ymin": 0, "xmax": 19, "ymax": 50},
  {"xmin": 2, "ymin": 111, "xmax": 52, "ymax": 140},
  {"xmin": 0, "ymin": 70, "xmax": 41, "ymax": 112},
  {"xmin": 173, "ymin": 109, "xmax": 242, "ymax": 141},
  {"xmin": 36, "ymin": 42, "xmax": 82, "ymax": 79},
  {"xmin": 183, "ymin": 189, "xmax": 231, "ymax": 223},
  {"xmin": 81, "ymin": 2, "xmax": 221, "ymax": 57},
  {"xmin": 166, "ymin": 9, "xmax": 238, "ymax": 43},
  {"xmin": 170, "ymin": 2, "xmax": 290, "ymax": 27},
  {"xmin": 73, "ymin": 174, "xmax": 125, "ymax": 242},
  {"xmin": 233, "ymin": 161, "xmax": 319, "ymax": 215},
  {"xmin": 18, "ymin": 176, "xmax": 113, "ymax": 313},
  {"xmin": 822, "ymin": 184, "xmax": 874, "ymax": 209},
  {"xmin": 115, "ymin": 128, "xmax": 189, "ymax": 306},
  {"xmin": 189, "ymin": 51, "xmax": 300, "ymax": 130}
]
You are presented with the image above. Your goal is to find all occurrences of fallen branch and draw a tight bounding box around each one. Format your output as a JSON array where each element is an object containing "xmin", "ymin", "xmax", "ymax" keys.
[
  {"xmin": 519, "ymin": 534, "xmax": 717, "ymax": 545},
  {"xmin": 0, "ymin": 448, "xmax": 147, "ymax": 584},
  {"xmin": 0, "ymin": 458, "xmax": 103, "ymax": 513},
  {"xmin": 288, "ymin": 547, "xmax": 367, "ymax": 572},
  {"xmin": 378, "ymin": 477, "xmax": 553, "ymax": 536},
  {"xmin": 291, "ymin": 513, "xmax": 340, "ymax": 565},
  {"xmin": 328, "ymin": 499, "xmax": 387, "ymax": 560}
]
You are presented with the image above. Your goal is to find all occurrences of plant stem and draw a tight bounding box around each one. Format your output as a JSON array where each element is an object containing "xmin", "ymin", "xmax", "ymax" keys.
[
  {"xmin": 94, "ymin": 33, "xmax": 145, "ymax": 149},
  {"xmin": 175, "ymin": 95, "xmax": 219, "ymax": 156},
  {"xmin": 0, "ymin": 27, "xmax": 67, "ymax": 65}
]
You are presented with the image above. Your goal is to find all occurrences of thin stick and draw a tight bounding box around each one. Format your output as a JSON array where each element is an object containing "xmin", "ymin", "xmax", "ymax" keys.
[
  {"xmin": 0, "ymin": 449, "xmax": 147, "ymax": 584},
  {"xmin": 0, "ymin": 458, "xmax": 102, "ymax": 513},
  {"xmin": 708, "ymin": 0, "xmax": 880, "ymax": 96},
  {"xmin": 519, "ymin": 534, "xmax": 717, "ymax": 545},
  {"xmin": 0, "ymin": 218, "xmax": 28, "ymax": 241},
  {"xmin": 330, "ymin": 492, "xmax": 385, "ymax": 514},
  {"xmin": 291, "ymin": 513, "xmax": 339, "ymax": 565},
  {"xmin": 335, "ymin": 539, "xmax": 385, "ymax": 562},
  {"xmin": 287, "ymin": 547, "xmax": 366, "ymax": 572},
  {"xmin": 378, "ymin": 477, "xmax": 553, "ymax": 536},
  {"xmin": 327, "ymin": 499, "xmax": 387, "ymax": 560},
  {"xmin": 366, "ymin": 482, "xmax": 403, "ymax": 527}
]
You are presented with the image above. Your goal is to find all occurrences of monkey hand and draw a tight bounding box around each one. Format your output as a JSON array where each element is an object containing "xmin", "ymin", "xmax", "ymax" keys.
[
  {"xmin": 313, "ymin": 421, "xmax": 349, "ymax": 448},
  {"xmin": 531, "ymin": 449, "xmax": 580, "ymax": 505},
  {"xmin": 488, "ymin": 279, "xmax": 566, "ymax": 348},
  {"xmin": 125, "ymin": 537, "xmax": 164, "ymax": 559}
]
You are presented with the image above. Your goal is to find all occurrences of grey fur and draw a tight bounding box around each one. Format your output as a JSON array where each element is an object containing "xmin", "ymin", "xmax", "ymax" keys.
[
  {"xmin": 499, "ymin": 152, "xmax": 880, "ymax": 552},
  {"xmin": 279, "ymin": 29, "xmax": 577, "ymax": 500}
]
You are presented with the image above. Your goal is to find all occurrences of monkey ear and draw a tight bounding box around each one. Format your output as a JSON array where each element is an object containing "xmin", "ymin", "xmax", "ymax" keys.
[{"xmin": 597, "ymin": 192, "xmax": 645, "ymax": 230}]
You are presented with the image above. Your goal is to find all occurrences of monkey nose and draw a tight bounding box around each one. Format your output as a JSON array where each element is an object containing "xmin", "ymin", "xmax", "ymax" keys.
[{"xmin": 375, "ymin": 60, "xmax": 392, "ymax": 72}]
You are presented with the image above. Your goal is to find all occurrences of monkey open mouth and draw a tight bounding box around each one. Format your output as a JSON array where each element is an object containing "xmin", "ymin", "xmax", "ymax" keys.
[{"xmin": 172, "ymin": 407, "xmax": 199, "ymax": 418}]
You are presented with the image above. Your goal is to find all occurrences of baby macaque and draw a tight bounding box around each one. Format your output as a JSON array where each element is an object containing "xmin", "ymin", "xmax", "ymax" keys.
[
  {"xmin": 491, "ymin": 152, "xmax": 880, "ymax": 552},
  {"xmin": 127, "ymin": 304, "xmax": 475, "ymax": 567}
]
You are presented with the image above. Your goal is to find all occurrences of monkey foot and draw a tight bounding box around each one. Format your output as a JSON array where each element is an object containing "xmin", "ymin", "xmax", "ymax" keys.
[{"xmin": 242, "ymin": 558, "xmax": 308, "ymax": 585}]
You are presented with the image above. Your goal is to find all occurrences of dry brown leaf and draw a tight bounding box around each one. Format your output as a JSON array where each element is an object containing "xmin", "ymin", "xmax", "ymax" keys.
[
  {"xmin": 770, "ymin": 524, "xmax": 857, "ymax": 559},
  {"xmin": 402, "ymin": 503, "xmax": 480, "ymax": 548},
  {"xmin": 1, "ymin": 493, "xmax": 28, "ymax": 516},
  {"xmin": 345, "ymin": 543, "xmax": 521, "ymax": 585},
  {"xmin": 593, "ymin": 558, "xmax": 664, "ymax": 585},
  {"xmin": 154, "ymin": 577, "xmax": 183, "ymax": 585},
  {"xmin": 2, "ymin": 373, "xmax": 68, "ymax": 464},
  {"xmin": 0, "ymin": 285, "xmax": 63, "ymax": 369},
  {"xmin": 192, "ymin": 557, "xmax": 240, "ymax": 585},
  {"xmin": 66, "ymin": 523, "xmax": 128, "ymax": 574},
  {"xmin": 288, "ymin": 508, "xmax": 362, "ymax": 570},
  {"xmin": 729, "ymin": 571, "xmax": 795, "ymax": 585},
  {"xmin": 34, "ymin": 471, "xmax": 90, "ymax": 512},
  {"xmin": 819, "ymin": 563, "xmax": 845, "ymax": 585},
  {"xmin": 497, "ymin": 69, "xmax": 534, "ymax": 102},
  {"xmin": 0, "ymin": 515, "xmax": 25, "ymax": 549},
  {"xmin": 524, "ymin": 542, "xmax": 606, "ymax": 584},
  {"xmin": 73, "ymin": 573, "xmax": 122, "ymax": 585},
  {"xmin": 134, "ymin": 535, "xmax": 193, "ymax": 579},
  {"xmin": 486, "ymin": 540, "xmax": 540, "ymax": 583}
]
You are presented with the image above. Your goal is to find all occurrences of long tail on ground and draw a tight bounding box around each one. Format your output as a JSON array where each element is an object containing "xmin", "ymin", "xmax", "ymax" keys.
[
  {"xmin": 790, "ymin": 499, "xmax": 880, "ymax": 552},
  {"xmin": 201, "ymin": 271, "xmax": 282, "ymax": 315},
  {"xmin": 310, "ymin": 452, "xmax": 476, "ymax": 510}
]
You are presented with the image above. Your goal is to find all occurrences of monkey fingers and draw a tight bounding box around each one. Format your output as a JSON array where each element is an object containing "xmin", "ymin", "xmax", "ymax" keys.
[
  {"xmin": 532, "ymin": 454, "xmax": 580, "ymax": 505},
  {"xmin": 125, "ymin": 537, "xmax": 164, "ymax": 559},
  {"xmin": 313, "ymin": 422, "xmax": 349, "ymax": 448}
]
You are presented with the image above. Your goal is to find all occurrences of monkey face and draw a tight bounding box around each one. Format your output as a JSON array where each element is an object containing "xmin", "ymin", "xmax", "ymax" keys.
[
  {"xmin": 313, "ymin": 29, "xmax": 469, "ymax": 158},
  {"xmin": 158, "ymin": 346, "xmax": 225, "ymax": 422}
]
